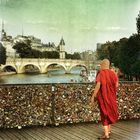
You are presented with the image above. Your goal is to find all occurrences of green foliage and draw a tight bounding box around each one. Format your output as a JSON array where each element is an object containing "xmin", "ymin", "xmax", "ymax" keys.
[
  {"xmin": 97, "ymin": 43, "xmax": 110, "ymax": 60},
  {"xmin": 44, "ymin": 51, "xmax": 59, "ymax": 59},
  {"xmin": 65, "ymin": 53, "xmax": 72, "ymax": 59},
  {"xmin": 136, "ymin": 11, "xmax": 140, "ymax": 34},
  {"xmin": 13, "ymin": 42, "xmax": 32, "ymax": 58},
  {"xmin": 110, "ymin": 41, "xmax": 121, "ymax": 67},
  {"xmin": 96, "ymin": 34, "xmax": 140, "ymax": 80},
  {"xmin": 13, "ymin": 42, "xmax": 59, "ymax": 59},
  {"xmin": 97, "ymin": 41, "xmax": 121, "ymax": 67},
  {"xmin": 72, "ymin": 52, "xmax": 81, "ymax": 59},
  {"xmin": 119, "ymin": 38, "xmax": 130, "ymax": 75},
  {"xmin": 96, "ymin": 11, "xmax": 140, "ymax": 80},
  {"xmin": 66, "ymin": 52, "xmax": 81, "ymax": 59},
  {"xmin": 0, "ymin": 43, "xmax": 6, "ymax": 65},
  {"xmin": 131, "ymin": 60, "xmax": 140, "ymax": 78}
]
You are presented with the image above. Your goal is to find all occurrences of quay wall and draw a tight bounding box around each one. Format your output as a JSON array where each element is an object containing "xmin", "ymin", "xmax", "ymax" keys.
[{"xmin": 0, "ymin": 82, "xmax": 139, "ymax": 128}]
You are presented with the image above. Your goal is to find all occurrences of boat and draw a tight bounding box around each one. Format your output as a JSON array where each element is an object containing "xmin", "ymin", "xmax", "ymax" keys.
[
  {"xmin": 87, "ymin": 70, "xmax": 97, "ymax": 82},
  {"xmin": 80, "ymin": 69, "xmax": 87, "ymax": 77},
  {"xmin": 80, "ymin": 69, "xmax": 97, "ymax": 82}
]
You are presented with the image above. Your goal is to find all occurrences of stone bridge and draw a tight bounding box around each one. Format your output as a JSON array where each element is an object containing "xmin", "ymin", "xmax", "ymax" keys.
[{"xmin": 1, "ymin": 58, "xmax": 89, "ymax": 74}]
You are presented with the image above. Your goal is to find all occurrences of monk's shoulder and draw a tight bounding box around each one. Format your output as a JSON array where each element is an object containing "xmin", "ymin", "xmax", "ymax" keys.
[
  {"xmin": 100, "ymin": 69, "xmax": 110, "ymax": 75},
  {"xmin": 110, "ymin": 69, "xmax": 117, "ymax": 74},
  {"xmin": 109, "ymin": 69, "xmax": 118, "ymax": 78}
]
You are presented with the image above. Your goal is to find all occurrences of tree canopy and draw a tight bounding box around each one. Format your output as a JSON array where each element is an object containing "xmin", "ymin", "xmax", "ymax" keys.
[
  {"xmin": 136, "ymin": 11, "xmax": 140, "ymax": 34},
  {"xmin": 0, "ymin": 43, "xmax": 6, "ymax": 65},
  {"xmin": 96, "ymin": 11, "xmax": 140, "ymax": 80},
  {"xmin": 66, "ymin": 52, "xmax": 81, "ymax": 59},
  {"xmin": 13, "ymin": 42, "xmax": 60, "ymax": 59}
]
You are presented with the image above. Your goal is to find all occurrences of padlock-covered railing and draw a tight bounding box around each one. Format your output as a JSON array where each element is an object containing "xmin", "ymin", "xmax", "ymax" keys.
[{"xmin": 0, "ymin": 82, "xmax": 139, "ymax": 128}]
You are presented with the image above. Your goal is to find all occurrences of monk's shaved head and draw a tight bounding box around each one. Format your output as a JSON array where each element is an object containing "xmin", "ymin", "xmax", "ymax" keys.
[{"xmin": 100, "ymin": 59, "xmax": 110, "ymax": 70}]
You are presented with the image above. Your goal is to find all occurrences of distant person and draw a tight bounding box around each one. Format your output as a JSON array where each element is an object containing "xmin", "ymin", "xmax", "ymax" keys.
[{"xmin": 91, "ymin": 59, "xmax": 119, "ymax": 139}]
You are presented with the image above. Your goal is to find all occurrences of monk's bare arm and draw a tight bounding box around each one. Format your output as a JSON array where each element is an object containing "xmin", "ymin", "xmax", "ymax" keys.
[
  {"xmin": 91, "ymin": 82, "xmax": 101, "ymax": 104},
  {"xmin": 92, "ymin": 82, "xmax": 101, "ymax": 97},
  {"xmin": 116, "ymin": 81, "xmax": 119, "ymax": 88}
]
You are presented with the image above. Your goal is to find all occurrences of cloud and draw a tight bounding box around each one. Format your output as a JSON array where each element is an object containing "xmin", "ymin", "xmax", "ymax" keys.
[
  {"xmin": 93, "ymin": 26, "xmax": 127, "ymax": 31},
  {"xmin": 94, "ymin": 26, "xmax": 99, "ymax": 30},
  {"xmin": 48, "ymin": 26, "xmax": 58, "ymax": 32},
  {"xmin": 79, "ymin": 26, "xmax": 91, "ymax": 32},
  {"xmin": 106, "ymin": 26, "xmax": 127, "ymax": 31},
  {"xmin": 26, "ymin": 20, "xmax": 45, "ymax": 24}
]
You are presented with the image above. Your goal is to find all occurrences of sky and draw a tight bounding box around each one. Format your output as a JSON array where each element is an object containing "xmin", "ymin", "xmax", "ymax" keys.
[{"xmin": 0, "ymin": 0, "xmax": 140, "ymax": 53}]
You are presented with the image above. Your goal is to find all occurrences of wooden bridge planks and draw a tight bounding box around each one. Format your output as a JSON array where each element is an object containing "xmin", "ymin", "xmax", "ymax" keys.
[{"xmin": 0, "ymin": 119, "xmax": 139, "ymax": 140}]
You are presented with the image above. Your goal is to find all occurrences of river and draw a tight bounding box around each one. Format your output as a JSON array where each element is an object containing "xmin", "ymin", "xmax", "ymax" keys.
[{"xmin": 0, "ymin": 67, "xmax": 86, "ymax": 84}]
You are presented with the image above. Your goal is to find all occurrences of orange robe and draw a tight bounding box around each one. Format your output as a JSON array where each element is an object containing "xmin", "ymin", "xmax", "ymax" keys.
[{"xmin": 96, "ymin": 69, "xmax": 119, "ymax": 126}]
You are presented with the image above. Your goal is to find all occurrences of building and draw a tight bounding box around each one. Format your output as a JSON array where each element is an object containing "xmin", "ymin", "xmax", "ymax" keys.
[
  {"xmin": 80, "ymin": 50, "xmax": 96, "ymax": 61},
  {"xmin": 80, "ymin": 50, "xmax": 97, "ymax": 69},
  {"xmin": 58, "ymin": 37, "xmax": 65, "ymax": 59},
  {"xmin": 0, "ymin": 22, "xmax": 66, "ymax": 58},
  {"xmin": 97, "ymin": 43, "xmax": 102, "ymax": 49},
  {"xmin": 0, "ymin": 21, "xmax": 16, "ymax": 58}
]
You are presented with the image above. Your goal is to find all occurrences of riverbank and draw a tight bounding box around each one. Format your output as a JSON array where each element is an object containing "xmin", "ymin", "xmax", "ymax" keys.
[{"xmin": 0, "ymin": 71, "xmax": 16, "ymax": 76}]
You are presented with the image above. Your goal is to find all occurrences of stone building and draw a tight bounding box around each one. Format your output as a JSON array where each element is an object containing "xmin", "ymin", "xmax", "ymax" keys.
[
  {"xmin": 58, "ymin": 37, "xmax": 65, "ymax": 59},
  {"xmin": 0, "ymin": 22, "xmax": 66, "ymax": 59}
]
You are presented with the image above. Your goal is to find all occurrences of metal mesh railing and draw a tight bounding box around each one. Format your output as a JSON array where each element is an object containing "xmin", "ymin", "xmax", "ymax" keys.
[{"xmin": 0, "ymin": 82, "xmax": 139, "ymax": 128}]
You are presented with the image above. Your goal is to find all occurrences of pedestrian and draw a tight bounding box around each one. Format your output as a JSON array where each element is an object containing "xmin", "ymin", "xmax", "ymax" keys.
[{"xmin": 91, "ymin": 59, "xmax": 119, "ymax": 139}]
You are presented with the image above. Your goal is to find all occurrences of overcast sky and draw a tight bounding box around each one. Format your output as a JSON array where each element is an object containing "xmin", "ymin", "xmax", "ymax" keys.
[{"xmin": 0, "ymin": 0, "xmax": 140, "ymax": 53}]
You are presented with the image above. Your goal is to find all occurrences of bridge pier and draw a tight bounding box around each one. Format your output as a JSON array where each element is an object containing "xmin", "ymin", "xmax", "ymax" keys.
[
  {"xmin": 65, "ymin": 70, "xmax": 71, "ymax": 74},
  {"xmin": 40, "ymin": 69, "xmax": 47, "ymax": 74},
  {"xmin": 65, "ymin": 65, "xmax": 71, "ymax": 74},
  {"xmin": 39, "ymin": 64, "xmax": 47, "ymax": 73},
  {"xmin": 16, "ymin": 66, "xmax": 24, "ymax": 74}
]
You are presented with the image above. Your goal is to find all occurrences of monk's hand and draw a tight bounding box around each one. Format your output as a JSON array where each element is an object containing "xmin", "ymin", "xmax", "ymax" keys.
[{"xmin": 90, "ymin": 95, "xmax": 95, "ymax": 106}]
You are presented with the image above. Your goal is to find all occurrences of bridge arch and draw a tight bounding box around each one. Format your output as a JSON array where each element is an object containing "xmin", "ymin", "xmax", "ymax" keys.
[
  {"xmin": 46, "ymin": 63, "xmax": 66, "ymax": 73},
  {"xmin": 2, "ymin": 65, "xmax": 17, "ymax": 73},
  {"xmin": 69, "ymin": 64, "xmax": 88, "ymax": 73},
  {"xmin": 21, "ymin": 64, "xmax": 41, "ymax": 73}
]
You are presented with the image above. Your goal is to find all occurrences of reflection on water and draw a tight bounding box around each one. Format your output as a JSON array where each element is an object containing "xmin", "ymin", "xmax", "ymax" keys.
[{"xmin": 0, "ymin": 68, "xmax": 85, "ymax": 84}]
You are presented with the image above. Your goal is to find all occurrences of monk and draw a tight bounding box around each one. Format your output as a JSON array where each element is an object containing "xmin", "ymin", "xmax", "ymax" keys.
[{"xmin": 91, "ymin": 59, "xmax": 119, "ymax": 139}]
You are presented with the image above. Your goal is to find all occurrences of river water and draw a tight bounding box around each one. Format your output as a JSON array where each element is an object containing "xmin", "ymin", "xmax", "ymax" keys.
[{"xmin": 0, "ymin": 67, "xmax": 86, "ymax": 84}]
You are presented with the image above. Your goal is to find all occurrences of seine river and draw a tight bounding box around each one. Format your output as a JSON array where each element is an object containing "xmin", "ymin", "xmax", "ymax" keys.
[{"xmin": 0, "ymin": 67, "xmax": 85, "ymax": 84}]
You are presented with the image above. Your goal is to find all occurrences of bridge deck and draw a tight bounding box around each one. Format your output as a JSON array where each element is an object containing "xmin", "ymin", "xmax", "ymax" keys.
[{"xmin": 0, "ymin": 119, "xmax": 139, "ymax": 140}]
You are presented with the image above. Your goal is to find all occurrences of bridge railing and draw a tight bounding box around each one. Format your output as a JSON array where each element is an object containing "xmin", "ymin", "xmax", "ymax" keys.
[
  {"xmin": 0, "ymin": 82, "xmax": 139, "ymax": 128},
  {"xmin": 5, "ymin": 58, "xmax": 87, "ymax": 63}
]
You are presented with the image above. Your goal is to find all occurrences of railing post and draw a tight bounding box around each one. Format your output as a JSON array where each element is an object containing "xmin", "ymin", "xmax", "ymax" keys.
[{"xmin": 51, "ymin": 84, "xmax": 56, "ymax": 125}]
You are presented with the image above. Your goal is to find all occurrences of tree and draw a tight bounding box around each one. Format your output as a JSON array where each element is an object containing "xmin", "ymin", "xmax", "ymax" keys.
[
  {"xmin": 96, "ymin": 11, "xmax": 140, "ymax": 81},
  {"xmin": 72, "ymin": 52, "xmax": 81, "ymax": 59},
  {"xmin": 13, "ymin": 42, "xmax": 33, "ymax": 58},
  {"xmin": 0, "ymin": 43, "xmax": 6, "ymax": 65},
  {"xmin": 13, "ymin": 42, "xmax": 60, "ymax": 59},
  {"xmin": 32, "ymin": 49, "xmax": 41, "ymax": 58},
  {"xmin": 65, "ymin": 52, "xmax": 81, "ymax": 59},
  {"xmin": 47, "ymin": 51, "xmax": 59, "ymax": 59},
  {"xmin": 109, "ymin": 41, "xmax": 121, "ymax": 67},
  {"xmin": 131, "ymin": 61, "xmax": 140, "ymax": 80},
  {"xmin": 119, "ymin": 39, "xmax": 131, "ymax": 79},
  {"xmin": 97, "ymin": 42, "xmax": 110, "ymax": 60},
  {"xmin": 136, "ymin": 11, "xmax": 140, "ymax": 34},
  {"xmin": 65, "ymin": 52, "xmax": 72, "ymax": 59},
  {"xmin": 118, "ymin": 34, "xmax": 140, "ymax": 80}
]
